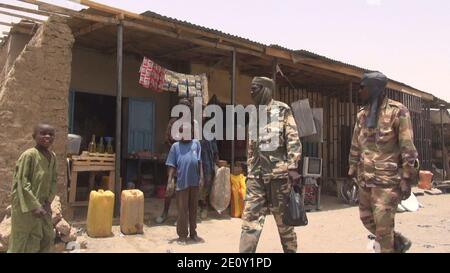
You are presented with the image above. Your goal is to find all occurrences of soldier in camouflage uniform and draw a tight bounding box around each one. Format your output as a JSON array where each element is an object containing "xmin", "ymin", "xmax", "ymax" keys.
[
  {"xmin": 239, "ymin": 77, "xmax": 302, "ymax": 253},
  {"xmin": 348, "ymin": 72, "xmax": 418, "ymax": 253}
]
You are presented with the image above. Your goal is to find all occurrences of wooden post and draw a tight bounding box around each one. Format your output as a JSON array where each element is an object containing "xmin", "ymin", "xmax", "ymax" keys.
[
  {"xmin": 349, "ymin": 82, "xmax": 353, "ymax": 133},
  {"xmin": 0, "ymin": 21, "xmax": 13, "ymax": 27},
  {"xmin": 67, "ymin": 170, "xmax": 78, "ymax": 219},
  {"xmin": 272, "ymin": 58, "xmax": 278, "ymax": 97},
  {"xmin": 231, "ymin": 50, "xmax": 237, "ymax": 169},
  {"xmin": 114, "ymin": 21, "xmax": 123, "ymax": 216},
  {"xmin": 441, "ymin": 107, "xmax": 447, "ymax": 180},
  {"xmin": 0, "ymin": 9, "xmax": 44, "ymax": 23}
]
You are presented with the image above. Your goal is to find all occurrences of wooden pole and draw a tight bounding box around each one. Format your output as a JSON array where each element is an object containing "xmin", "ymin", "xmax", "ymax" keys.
[
  {"xmin": 231, "ymin": 50, "xmax": 237, "ymax": 169},
  {"xmin": 114, "ymin": 21, "xmax": 123, "ymax": 216},
  {"xmin": 441, "ymin": 107, "xmax": 446, "ymax": 180},
  {"xmin": 20, "ymin": 0, "xmax": 118, "ymax": 24},
  {"xmin": 0, "ymin": 3, "xmax": 55, "ymax": 18},
  {"xmin": 0, "ymin": 9, "xmax": 44, "ymax": 23},
  {"xmin": 73, "ymin": 22, "xmax": 108, "ymax": 37},
  {"xmin": 272, "ymin": 58, "xmax": 278, "ymax": 99},
  {"xmin": 0, "ymin": 21, "xmax": 13, "ymax": 27},
  {"xmin": 349, "ymin": 82, "xmax": 353, "ymax": 133}
]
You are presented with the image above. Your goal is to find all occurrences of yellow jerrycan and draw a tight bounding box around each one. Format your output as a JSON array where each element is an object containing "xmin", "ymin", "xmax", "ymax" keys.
[
  {"xmin": 87, "ymin": 189, "xmax": 115, "ymax": 237},
  {"xmin": 120, "ymin": 190, "xmax": 144, "ymax": 235}
]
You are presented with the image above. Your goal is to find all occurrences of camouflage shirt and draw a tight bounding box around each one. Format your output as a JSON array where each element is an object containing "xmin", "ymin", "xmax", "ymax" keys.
[
  {"xmin": 348, "ymin": 98, "xmax": 419, "ymax": 187},
  {"xmin": 247, "ymin": 99, "xmax": 302, "ymax": 180}
]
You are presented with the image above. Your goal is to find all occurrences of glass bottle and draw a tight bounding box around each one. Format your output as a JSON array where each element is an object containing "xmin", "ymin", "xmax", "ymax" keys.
[
  {"xmin": 88, "ymin": 135, "xmax": 96, "ymax": 153},
  {"xmin": 97, "ymin": 137, "xmax": 105, "ymax": 153},
  {"xmin": 106, "ymin": 137, "xmax": 114, "ymax": 154}
]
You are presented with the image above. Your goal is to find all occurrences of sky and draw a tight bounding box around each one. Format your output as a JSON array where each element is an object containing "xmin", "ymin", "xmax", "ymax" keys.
[{"xmin": 1, "ymin": 0, "xmax": 449, "ymax": 102}]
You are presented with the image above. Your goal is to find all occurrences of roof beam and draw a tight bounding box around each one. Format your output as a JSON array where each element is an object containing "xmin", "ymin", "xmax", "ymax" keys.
[
  {"xmin": 121, "ymin": 20, "xmax": 263, "ymax": 58},
  {"xmin": 73, "ymin": 22, "xmax": 109, "ymax": 37},
  {"xmin": 0, "ymin": 21, "xmax": 13, "ymax": 27},
  {"xmin": 278, "ymin": 59, "xmax": 355, "ymax": 83},
  {"xmin": 265, "ymin": 47, "xmax": 292, "ymax": 60},
  {"xmin": 0, "ymin": 9, "xmax": 44, "ymax": 23},
  {"xmin": 291, "ymin": 53, "xmax": 363, "ymax": 78},
  {"xmin": 10, "ymin": 25, "xmax": 37, "ymax": 35},
  {"xmin": 69, "ymin": 0, "xmax": 135, "ymax": 18},
  {"xmin": 290, "ymin": 53, "xmax": 433, "ymax": 100},
  {"xmin": 386, "ymin": 81, "xmax": 433, "ymax": 100},
  {"xmin": 19, "ymin": 0, "xmax": 118, "ymax": 24},
  {"xmin": 0, "ymin": 3, "xmax": 55, "ymax": 18},
  {"xmin": 155, "ymin": 45, "xmax": 201, "ymax": 58}
]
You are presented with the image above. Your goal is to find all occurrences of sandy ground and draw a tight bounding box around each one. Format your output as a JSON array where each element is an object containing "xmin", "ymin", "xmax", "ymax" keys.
[{"xmin": 74, "ymin": 193, "xmax": 450, "ymax": 253}]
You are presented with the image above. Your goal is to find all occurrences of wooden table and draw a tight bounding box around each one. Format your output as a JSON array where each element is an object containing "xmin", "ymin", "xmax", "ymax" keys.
[
  {"xmin": 124, "ymin": 157, "xmax": 166, "ymax": 190},
  {"xmin": 66, "ymin": 153, "xmax": 116, "ymax": 219}
]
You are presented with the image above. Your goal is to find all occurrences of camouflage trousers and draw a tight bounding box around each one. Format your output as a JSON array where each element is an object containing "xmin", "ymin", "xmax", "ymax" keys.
[
  {"xmin": 239, "ymin": 177, "xmax": 297, "ymax": 253},
  {"xmin": 358, "ymin": 186, "xmax": 401, "ymax": 253}
]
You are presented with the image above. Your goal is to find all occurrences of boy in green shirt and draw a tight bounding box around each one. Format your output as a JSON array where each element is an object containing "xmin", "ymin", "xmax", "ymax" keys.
[{"xmin": 8, "ymin": 123, "xmax": 57, "ymax": 253}]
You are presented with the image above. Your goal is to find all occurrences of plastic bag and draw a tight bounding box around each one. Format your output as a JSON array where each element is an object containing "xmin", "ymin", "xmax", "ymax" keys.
[
  {"xmin": 210, "ymin": 166, "xmax": 231, "ymax": 214},
  {"xmin": 283, "ymin": 185, "xmax": 308, "ymax": 226}
]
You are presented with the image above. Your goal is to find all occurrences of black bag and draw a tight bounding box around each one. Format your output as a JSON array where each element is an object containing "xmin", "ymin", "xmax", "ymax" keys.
[{"xmin": 283, "ymin": 185, "xmax": 308, "ymax": 226}]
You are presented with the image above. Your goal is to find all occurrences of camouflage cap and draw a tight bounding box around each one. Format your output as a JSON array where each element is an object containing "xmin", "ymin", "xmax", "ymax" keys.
[{"xmin": 252, "ymin": 77, "xmax": 275, "ymax": 91}]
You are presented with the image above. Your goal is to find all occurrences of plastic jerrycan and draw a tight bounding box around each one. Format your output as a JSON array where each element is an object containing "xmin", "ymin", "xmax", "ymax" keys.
[
  {"xmin": 87, "ymin": 189, "xmax": 115, "ymax": 237},
  {"xmin": 120, "ymin": 190, "xmax": 145, "ymax": 235}
]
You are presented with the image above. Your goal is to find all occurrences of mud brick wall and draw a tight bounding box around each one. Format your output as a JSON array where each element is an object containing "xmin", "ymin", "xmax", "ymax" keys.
[{"xmin": 0, "ymin": 16, "xmax": 74, "ymax": 219}]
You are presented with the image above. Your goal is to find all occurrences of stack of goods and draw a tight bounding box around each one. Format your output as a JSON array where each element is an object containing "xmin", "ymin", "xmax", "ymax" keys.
[
  {"xmin": 139, "ymin": 57, "xmax": 208, "ymax": 102},
  {"xmin": 139, "ymin": 57, "xmax": 166, "ymax": 92}
]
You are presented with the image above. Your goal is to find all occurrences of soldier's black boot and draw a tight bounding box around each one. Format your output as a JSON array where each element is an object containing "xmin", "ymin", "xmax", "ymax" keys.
[{"xmin": 394, "ymin": 232, "xmax": 412, "ymax": 253}]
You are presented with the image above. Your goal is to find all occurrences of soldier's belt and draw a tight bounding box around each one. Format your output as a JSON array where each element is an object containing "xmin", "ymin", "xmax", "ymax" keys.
[{"xmin": 257, "ymin": 177, "xmax": 288, "ymax": 183}]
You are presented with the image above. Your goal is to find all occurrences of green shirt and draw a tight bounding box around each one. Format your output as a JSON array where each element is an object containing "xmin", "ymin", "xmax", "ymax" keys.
[{"xmin": 11, "ymin": 147, "xmax": 57, "ymax": 213}]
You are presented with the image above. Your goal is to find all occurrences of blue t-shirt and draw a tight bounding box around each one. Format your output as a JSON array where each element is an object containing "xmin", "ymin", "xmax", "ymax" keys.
[{"xmin": 166, "ymin": 140, "xmax": 202, "ymax": 191}]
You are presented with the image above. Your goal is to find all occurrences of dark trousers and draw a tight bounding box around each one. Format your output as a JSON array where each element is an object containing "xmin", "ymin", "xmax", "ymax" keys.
[{"xmin": 176, "ymin": 186, "xmax": 199, "ymax": 239}]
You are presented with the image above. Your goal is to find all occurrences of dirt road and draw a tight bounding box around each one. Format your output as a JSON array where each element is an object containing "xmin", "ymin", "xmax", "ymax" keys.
[{"xmin": 77, "ymin": 193, "xmax": 450, "ymax": 253}]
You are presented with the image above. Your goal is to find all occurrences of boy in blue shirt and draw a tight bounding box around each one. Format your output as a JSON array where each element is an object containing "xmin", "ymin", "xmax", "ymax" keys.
[{"xmin": 166, "ymin": 122, "xmax": 204, "ymax": 244}]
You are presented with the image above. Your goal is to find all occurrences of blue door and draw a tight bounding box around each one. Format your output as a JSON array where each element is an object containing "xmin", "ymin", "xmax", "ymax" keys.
[{"xmin": 128, "ymin": 98, "xmax": 155, "ymax": 153}]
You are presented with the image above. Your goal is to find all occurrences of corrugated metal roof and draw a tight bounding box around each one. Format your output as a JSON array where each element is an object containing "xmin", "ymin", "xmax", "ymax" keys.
[
  {"xmin": 140, "ymin": 11, "xmax": 435, "ymax": 96},
  {"xmin": 269, "ymin": 44, "xmax": 372, "ymax": 72},
  {"xmin": 271, "ymin": 44, "xmax": 420, "ymax": 91},
  {"xmin": 141, "ymin": 11, "xmax": 266, "ymax": 48}
]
